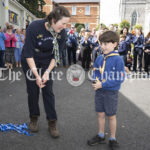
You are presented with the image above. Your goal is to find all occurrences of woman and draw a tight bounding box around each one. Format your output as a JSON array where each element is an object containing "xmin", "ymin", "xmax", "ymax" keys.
[
  {"xmin": 15, "ymin": 28, "xmax": 23, "ymax": 67},
  {"xmin": 144, "ymin": 32, "xmax": 150, "ymax": 75},
  {"xmin": 21, "ymin": 3, "xmax": 70, "ymax": 138},
  {"xmin": 5, "ymin": 25, "xmax": 17, "ymax": 69}
]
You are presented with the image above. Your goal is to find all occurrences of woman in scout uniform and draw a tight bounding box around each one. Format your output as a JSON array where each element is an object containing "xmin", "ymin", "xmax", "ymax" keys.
[{"xmin": 21, "ymin": 3, "xmax": 70, "ymax": 138}]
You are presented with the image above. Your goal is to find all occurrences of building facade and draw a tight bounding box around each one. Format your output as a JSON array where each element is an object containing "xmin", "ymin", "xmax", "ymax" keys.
[
  {"xmin": 100, "ymin": 0, "xmax": 150, "ymax": 34},
  {"xmin": 0, "ymin": 0, "xmax": 36, "ymax": 29},
  {"xmin": 120, "ymin": 0, "xmax": 150, "ymax": 34},
  {"xmin": 43, "ymin": 0, "xmax": 100, "ymax": 30},
  {"xmin": 43, "ymin": 0, "xmax": 53, "ymax": 14}
]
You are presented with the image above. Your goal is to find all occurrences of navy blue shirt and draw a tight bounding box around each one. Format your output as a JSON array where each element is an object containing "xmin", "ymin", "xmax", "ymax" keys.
[
  {"xmin": 144, "ymin": 38, "xmax": 150, "ymax": 50},
  {"xmin": 94, "ymin": 51, "xmax": 125, "ymax": 91},
  {"xmin": 133, "ymin": 34, "xmax": 144, "ymax": 49},
  {"xmin": 118, "ymin": 40, "xmax": 127, "ymax": 55},
  {"xmin": 22, "ymin": 19, "xmax": 66, "ymax": 64}
]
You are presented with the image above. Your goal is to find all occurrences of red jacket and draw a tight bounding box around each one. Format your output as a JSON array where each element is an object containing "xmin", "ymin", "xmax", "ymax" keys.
[{"xmin": 5, "ymin": 33, "xmax": 17, "ymax": 48}]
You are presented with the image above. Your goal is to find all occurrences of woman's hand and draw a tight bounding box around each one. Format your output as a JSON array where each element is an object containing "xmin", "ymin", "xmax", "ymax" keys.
[
  {"xmin": 42, "ymin": 71, "xmax": 50, "ymax": 85},
  {"xmin": 36, "ymin": 76, "xmax": 45, "ymax": 88},
  {"xmin": 92, "ymin": 80, "xmax": 102, "ymax": 90}
]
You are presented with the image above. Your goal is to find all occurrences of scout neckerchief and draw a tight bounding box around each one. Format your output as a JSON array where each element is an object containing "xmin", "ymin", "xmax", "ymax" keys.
[
  {"xmin": 47, "ymin": 23, "xmax": 60, "ymax": 64},
  {"xmin": 96, "ymin": 52, "xmax": 119, "ymax": 82}
]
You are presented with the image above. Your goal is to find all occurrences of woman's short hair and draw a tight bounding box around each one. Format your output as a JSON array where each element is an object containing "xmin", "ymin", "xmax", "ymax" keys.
[
  {"xmin": 7, "ymin": 25, "xmax": 13, "ymax": 30},
  {"xmin": 46, "ymin": 2, "xmax": 71, "ymax": 25}
]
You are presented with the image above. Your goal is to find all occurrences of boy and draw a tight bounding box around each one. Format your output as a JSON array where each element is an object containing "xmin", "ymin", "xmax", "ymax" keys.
[
  {"xmin": 88, "ymin": 31, "xmax": 125, "ymax": 149},
  {"xmin": 118, "ymin": 34, "xmax": 127, "ymax": 64}
]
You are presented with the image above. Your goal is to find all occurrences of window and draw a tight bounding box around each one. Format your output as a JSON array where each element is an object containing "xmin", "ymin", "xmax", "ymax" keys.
[
  {"xmin": 131, "ymin": 11, "xmax": 137, "ymax": 28},
  {"xmin": 85, "ymin": 5, "xmax": 90, "ymax": 15},
  {"xmin": 9, "ymin": 10, "xmax": 18, "ymax": 25},
  {"xmin": 72, "ymin": 6, "xmax": 76, "ymax": 15}
]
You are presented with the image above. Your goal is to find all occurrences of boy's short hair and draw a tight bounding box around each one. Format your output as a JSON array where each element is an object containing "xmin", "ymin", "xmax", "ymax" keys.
[
  {"xmin": 99, "ymin": 31, "xmax": 119, "ymax": 44},
  {"xmin": 120, "ymin": 34, "xmax": 126, "ymax": 39}
]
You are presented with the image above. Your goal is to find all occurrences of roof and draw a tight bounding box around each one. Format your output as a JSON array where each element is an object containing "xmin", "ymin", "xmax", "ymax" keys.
[{"xmin": 53, "ymin": 0, "xmax": 100, "ymax": 3}]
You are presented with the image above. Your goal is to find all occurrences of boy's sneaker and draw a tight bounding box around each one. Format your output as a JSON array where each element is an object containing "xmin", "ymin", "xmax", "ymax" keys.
[
  {"xmin": 109, "ymin": 140, "xmax": 119, "ymax": 148},
  {"xmin": 87, "ymin": 135, "xmax": 105, "ymax": 146}
]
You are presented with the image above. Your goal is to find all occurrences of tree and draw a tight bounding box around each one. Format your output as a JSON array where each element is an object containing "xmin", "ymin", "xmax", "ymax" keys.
[
  {"xmin": 76, "ymin": 25, "xmax": 84, "ymax": 33},
  {"xmin": 134, "ymin": 24, "xmax": 142, "ymax": 30},
  {"xmin": 75, "ymin": 23, "xmax": 85, "ymax": 33},
  {"xmin": 120, "ymin": 20, "xmax": 130, "ymax": 30},
  {"xmin": 113, "ymin": 23, "xmax": 119, "ymax": 27},
  {"xmin": 18, "ymin": 0, "xmax": 46, "ymax": 18}
]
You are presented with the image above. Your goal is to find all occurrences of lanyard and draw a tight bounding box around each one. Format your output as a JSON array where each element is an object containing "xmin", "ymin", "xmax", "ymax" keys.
[
  {"xmin": 99, "ymin": 53, "xmax": 119, "ymax": 74},
  {"xmin": 96, "ymin": 53, "xmax": 119, "ymax": 83}
]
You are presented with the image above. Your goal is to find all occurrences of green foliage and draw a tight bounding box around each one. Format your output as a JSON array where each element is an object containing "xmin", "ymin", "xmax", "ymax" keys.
[
  {"xmin": 76, "ymin": 25, "xmax": 84, "ymax": 33},
  {"xmin": 75, "ymin": 23, "xmax": 85, "ymax": 29},
  {"xmin": 120, "ymin": 20, "xmax": 130, "ymax": 29},
  {"xmin": 18, "ymin": 0, "xmax": 46, "ymax": 18},
  {"xmin": 113, "ymin": 23, "xmax": 118, "ymax": 27},
  {"xmin": 134, "ymin": 24, "xmax": 142, "ymax": 30},
  {"xmin": 96, "ymin": 23, "xmax": 107, "ymax": 30}
]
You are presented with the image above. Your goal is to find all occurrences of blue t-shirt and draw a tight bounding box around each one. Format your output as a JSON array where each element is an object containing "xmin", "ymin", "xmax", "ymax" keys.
[{"xmin": 22, "ymin": 19, "xmax": 66, "ymax": 64}]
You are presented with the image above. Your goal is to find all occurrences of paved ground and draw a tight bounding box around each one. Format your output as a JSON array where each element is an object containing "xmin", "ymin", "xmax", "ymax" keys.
[{"xmin": 0, "ymin": 67, "xmax": 150, "ymax": 150}]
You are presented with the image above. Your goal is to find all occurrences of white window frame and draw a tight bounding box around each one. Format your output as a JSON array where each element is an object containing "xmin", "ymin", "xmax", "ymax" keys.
[
  {"xmin": 85, "ymin": 5, "xmax": 90, "ymax": 16},
  {"xmin": 72, "ymin": 6, "xmax": 76, "ymax": 15}
]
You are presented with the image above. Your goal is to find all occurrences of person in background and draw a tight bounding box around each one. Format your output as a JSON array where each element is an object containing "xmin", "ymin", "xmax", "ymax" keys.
[
  {"xmin": 126, "ymin": 51, "xmax": 133, "ymax": 71},
  {"xmin": 15, "ymin": 28, "xmax": 24, "ymax": 67},
  {"xmin": 5, "ymin": 25, "xmax": 17, "ymax": 69},
  {"xmin": 0, "ymin": 26, "xmax": 7, "ymax": 68},
  {"xmin": 3, "ymin": 22, "xmax": 9, "ymax": 33},
  {"xmin": 133, "ymin": 28, "xmax": 144, "ymax": 72},
  {"xmin": 109, "ymin": 24, "xmax": 114, "ymax": 31},
  {"xmin": 78, "ymin": 28, "xmax": 85, "ymax": 61},
  {"xmin": 144, "ymin": 31, "xmax": 150, "ymax": 75},
  {"xmin": 21, "ymin": 28, "xmax": 26, "ymax": 44},
  {"xmin": 66, "ymin": 29, "xmax": 78, "ymax": 65},
  {"xmin": 118, "ymin": 34, "xmax": 127, "ymax": 63},
  {"xmin": 91, "ymin": 31, "xmax": 102, "ymax": 63},
  {"xmin": 121, "ymin": 27, "xmax": 133, "ymax": 52},
  {"xmin": 59, "ymin": 28, "xmax": 67, "ymax": 67},
  {"xmin": 81, "ymin": 30, "xmax": 92, "ymax": 71}
]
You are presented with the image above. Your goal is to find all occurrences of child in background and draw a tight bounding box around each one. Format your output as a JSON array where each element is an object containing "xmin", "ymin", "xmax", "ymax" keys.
[{"xmin": 126, "ymin": 51, "xmax": 133, "ymax": 71}]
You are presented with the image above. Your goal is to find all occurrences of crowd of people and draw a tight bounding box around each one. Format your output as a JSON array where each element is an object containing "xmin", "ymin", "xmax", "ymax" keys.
[
  {"xmin": 0, "ymin": 21, "xmax": 150, "ymax": 75},
  {"xmin": 62, "ymin": 24, "xmax": 150, "ymax": 75},
  {"xmin": 0, "ymin": 23, "xmax": 26, "ymax": 69}
]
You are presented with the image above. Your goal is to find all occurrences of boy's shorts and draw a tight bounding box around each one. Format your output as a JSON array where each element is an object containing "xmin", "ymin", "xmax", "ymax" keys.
[{"xmin": 95, "ymin": 89, "xmax": 118, "ymax": 116}]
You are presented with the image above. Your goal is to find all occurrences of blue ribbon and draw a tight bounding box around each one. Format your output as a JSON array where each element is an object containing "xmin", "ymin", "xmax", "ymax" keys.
[{"xmin": 0, "ymin": 123, "xmax": 33, "ymax": 136}]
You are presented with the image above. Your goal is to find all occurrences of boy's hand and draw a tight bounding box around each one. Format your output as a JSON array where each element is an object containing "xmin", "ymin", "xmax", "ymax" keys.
[{"xmin": 92, "ymin": 80, "xmax": 102, "ymax": 90}]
